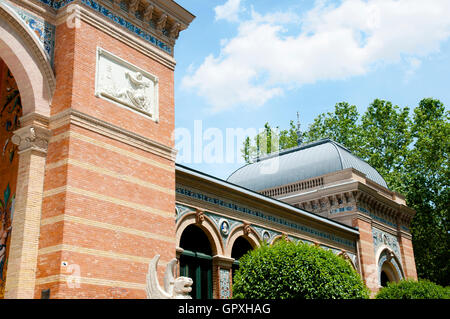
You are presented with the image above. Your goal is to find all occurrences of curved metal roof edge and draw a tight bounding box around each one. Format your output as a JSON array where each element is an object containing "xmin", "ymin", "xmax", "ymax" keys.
[
  {"xmin": 176, "ymin": 164, "xmax": 359, "ymax": 235},
  {"xmin": 227, "ymin": 138, "xmax": 390, "ymax": 190},
  {"xmin": 227, "ymin": 138, "xmax": 347, "ymax": 181},
  {"xmin": 331, "ymin": 140, "xmax": 389, "ymax": 189},
  {"xmin": 329, "ymin": 140, "xmax": 345, "ymax": 172}
]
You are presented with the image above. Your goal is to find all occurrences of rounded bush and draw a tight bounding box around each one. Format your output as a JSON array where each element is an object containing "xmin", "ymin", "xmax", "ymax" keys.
[
  {"xmin": 232, "ymin": 240, "xmax": 369, "ymax": 299},
  {"xmin": 376, "ymin": 279, "xmax": 450, "ymax": 299}
]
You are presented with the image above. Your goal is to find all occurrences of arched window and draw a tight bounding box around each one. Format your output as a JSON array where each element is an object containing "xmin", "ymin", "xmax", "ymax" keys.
[
  {"xmin": 179, "ymin": 225, "xmax": 213, "ymax": 299},
  {"xmin": 231, "ymin": 236, "xmax": 253, "ymax": 280}
]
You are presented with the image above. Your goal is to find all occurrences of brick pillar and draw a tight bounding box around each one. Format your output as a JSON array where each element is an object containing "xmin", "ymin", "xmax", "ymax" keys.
[
  {"xmin": 398, "ymin": 232, "xmax": 417, "ymax": 280},
  {"xmin": 4, "ymin": 114, "xmax": 50, "ymax": 298},
  {"xmin": 212, "ymin": 255, "xmax": 233, "ymax": 299},
  {"xmin": 353, "ymin": 217, "xmax": 379, "ymax": 294}
]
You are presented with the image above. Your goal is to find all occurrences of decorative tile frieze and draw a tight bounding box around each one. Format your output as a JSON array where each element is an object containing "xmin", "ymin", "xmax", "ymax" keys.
[
  {"xmin": 372, "ymin": 227, "xmax": 401, "ymax": 262},
  {"xmin": 219, "ymin": 268, "xmax": 231, "ymax": 299},
  {"xmin": 330, "ymin": 205, "xmax": 353, "ymax": 215},
  {"xmin": 175, "ymin": 203, "xmax": 194, "ymax": 221},
  {"xmin": 357, "ymin": 206, "xmax": 398, "ymax": 228},
  {"xmin": 35, "ymin": 0, "xmax": 193, "ymax": 55},
  {"xmin": 36, "ymin": 0, "xmax": 75, "ymax": 10},
  {"xmin": 176, "ymin": 186, "xmax": 356, "ymax": 249},
  {"xmin": 4, "ymin": 1, "xmax": 56, "ymax": 65},
  {"xmin": 203, "ymin": 212, "xmax": 241, "ymax": 244},
  {"xmin": 81, "ymin": 0, "xmax": 173, "ymax": 54}
]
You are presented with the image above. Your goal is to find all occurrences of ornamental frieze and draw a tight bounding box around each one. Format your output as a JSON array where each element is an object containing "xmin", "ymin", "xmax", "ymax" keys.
[
  {"xmin": 372, "ymin": 227, "xmax": 401, "ymax": 263},
  {"xmin": 33, "ymin": 0, "xmax": 193, "ymax": 55},
  {"xmin": 3, "ymin": 1, "xmax": 56, "ymax": 65},
  {"xmin": 176, "ymin": 185, "xmax": 356, "ymax": 249}
]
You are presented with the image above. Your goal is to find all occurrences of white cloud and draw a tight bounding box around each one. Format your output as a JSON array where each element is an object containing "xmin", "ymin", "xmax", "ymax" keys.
[
  {"xmin": 214, "ymin": 0, "xmax": 243, "ymax": 22},
  {"xmin": 183, "ymin": 0, "xmax": 450, "ymax": 112}
]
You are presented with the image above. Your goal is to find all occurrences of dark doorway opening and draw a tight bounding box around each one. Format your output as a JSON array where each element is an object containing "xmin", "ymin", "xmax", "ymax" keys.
[{"xmin": 179, "ymin": 225, "xmax": 213, "ymax": 299}]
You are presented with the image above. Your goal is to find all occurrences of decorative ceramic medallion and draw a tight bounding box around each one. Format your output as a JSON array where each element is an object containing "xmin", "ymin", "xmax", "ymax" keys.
[
  {"xmin": 219, "ymin": 219, "xmax": 230, "ymax": 236},
  {"xmin": 262, "ymin": 230, "xmax": 271, "ymax": 243}
]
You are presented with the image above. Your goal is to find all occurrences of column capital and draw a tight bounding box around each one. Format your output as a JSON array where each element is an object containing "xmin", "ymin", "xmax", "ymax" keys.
[
  {"xmin": 12, "ymin": 125, "xmax": 51, "ymax": 155},
  {"xmin": 212, "ymin": 255, "xmax": 235, "ymax": 268}
]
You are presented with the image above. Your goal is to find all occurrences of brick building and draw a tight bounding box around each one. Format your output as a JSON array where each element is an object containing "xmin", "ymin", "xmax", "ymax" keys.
[{"xmin": 0, "ymin": 0, "xmax": 416, "ymax": 299}]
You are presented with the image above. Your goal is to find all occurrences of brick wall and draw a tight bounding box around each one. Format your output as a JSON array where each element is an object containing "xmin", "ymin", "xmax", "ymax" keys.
[
  {"xmin": 352, "ymin": 218, "xmax": 379, "ymax": 293},
  {"xmin": 35, "ymin": 19, "xmax": 176, "ymax": 299}
]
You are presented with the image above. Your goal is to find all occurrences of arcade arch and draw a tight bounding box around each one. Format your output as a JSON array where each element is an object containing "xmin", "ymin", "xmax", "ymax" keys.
[{"xmin": 0, "ymin": 5, "xmax": 53, "ymax": 298}]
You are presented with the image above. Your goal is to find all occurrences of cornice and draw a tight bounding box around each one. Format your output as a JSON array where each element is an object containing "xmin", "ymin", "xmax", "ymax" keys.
[
  {"xmin": 35, "ymin": 0, "xmax": 194, "ymax": 55},
  {"xmin": 50, "ymin": 108, "xmax": 177, "ymax": 161}
]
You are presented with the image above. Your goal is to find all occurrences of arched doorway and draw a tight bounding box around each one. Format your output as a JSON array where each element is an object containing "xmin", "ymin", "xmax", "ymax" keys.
[
  {"xmin": 231, "ymin": 236, "xmax": 253, "ymax": 280},
  {"xmin": 378, "ymin": 249, "xmax": 403, "ymax": 287},
  {"xmin": 0, "ymin": 58, "xmax": 22, "ymax": 298},
  {"xmin": 179, "ymin": 225, "xmax": 213, "ymax": 299},
  {"xmin": 380, "ymin": 271, "xmax": 390, "ymax": 287}
]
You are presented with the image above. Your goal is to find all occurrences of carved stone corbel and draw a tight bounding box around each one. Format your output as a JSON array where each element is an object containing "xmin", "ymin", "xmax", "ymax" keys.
[
  {"xmin": 282, "ymin": 233, "xmax": 290, "ymax": 242},
  {"xmin": 129, "ymin": 0, "xmax": 140, "ymax": 15},
  {"xmin": 156, "ymin": 13, "xmax": 168, "ymax": 31},
  {"xmin": 243, "ymin": 222, "xmax": 252, "ymax": 236},
  {"xmin": 11, "ymin": 125, "xmax": 51, "ymax": 155},
  {"xmin": 386, "ymin": 249, "xmax": 395, "ymax": 261},
  {"xmin": 195, "ymin": 209, "xmax": 205, "ymax": 224},
  {"xmin": 338, "ymin": 250, "xmax": 351, "ymax": 262},
  {"xmin": 169, "ymin": 22, "xmax": 181, "ymax": 39},
  {"xmin": 144, "ymin": 4, "xmax": 154, "ymax": 22}
]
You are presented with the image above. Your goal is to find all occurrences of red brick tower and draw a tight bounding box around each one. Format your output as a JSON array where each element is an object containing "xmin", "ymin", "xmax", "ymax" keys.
[{"xmin": 0, "ymin": 0, "xmax": 194, "ymax": 298}]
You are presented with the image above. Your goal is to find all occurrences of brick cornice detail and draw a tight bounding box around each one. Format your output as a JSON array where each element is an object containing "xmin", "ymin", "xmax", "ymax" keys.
[{"xmin": 50, "ymin": 108, "xmax": 177, "ymax": 161}]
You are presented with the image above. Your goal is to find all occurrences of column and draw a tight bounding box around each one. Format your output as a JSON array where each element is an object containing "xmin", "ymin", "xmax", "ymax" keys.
[
  {"xmin": 212, "ymin": 255, "xmax": 234, "ymax": 299},
  {"xmin": 397, "ymin": 231, "xmax": 418, "ymax": 280},
  {"xmin": 4, "ymin": 114, "xmax": 51, "ymax": 298},
  {"xmin": 352, "ymin": 216, "xmax": 379, "ymax": 294}
]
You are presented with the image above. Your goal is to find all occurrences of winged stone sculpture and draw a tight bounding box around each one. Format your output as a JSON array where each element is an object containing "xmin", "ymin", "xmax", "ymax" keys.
[{"xmin": 146, "ymin": 254, "xmax": 193, "ymax": 299}]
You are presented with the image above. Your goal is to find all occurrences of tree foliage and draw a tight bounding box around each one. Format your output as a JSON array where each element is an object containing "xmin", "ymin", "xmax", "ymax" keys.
[
  {"xmin": 241, "ymin": 98, "xmax": 449, "ymax": 286},
  {"xmin": 375, "ymin": 279, "xmax": 450, "ymax": 299},
  {"xmin": 232, "ymin": 240, "xmax": 369, "ymax": 299}
]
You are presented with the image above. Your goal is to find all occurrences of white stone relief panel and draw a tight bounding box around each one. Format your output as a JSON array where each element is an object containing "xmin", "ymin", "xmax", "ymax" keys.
[{"xmin": 95, "ymin": 47, "xmax": 159, "ymax": 121}]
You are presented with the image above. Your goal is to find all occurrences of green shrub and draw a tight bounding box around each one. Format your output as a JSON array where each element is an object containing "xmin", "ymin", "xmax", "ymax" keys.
[
  {"xmin": 232, "ymin": 240, "xmax": 369, "ymax": 299},
  {"xmin": 375, "ymin": 279, "xmax": 450, "ymax": 299}
]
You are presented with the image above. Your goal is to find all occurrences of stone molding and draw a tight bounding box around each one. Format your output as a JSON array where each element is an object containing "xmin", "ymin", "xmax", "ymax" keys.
[
  {"xmin": 50, "ymin": 108, "xmax": 177, "ymax": 161},
  {"xmin": 292, "ymin": 182, "xmax": 414, "ymax": 233},
  {"xmin": 212, "ymin": 255, "xmax": 234, "ymax": 268},
  {"xmin": 12, "ymin": 125, "xmax": 51, "ymax": 155},
  {"xmin": 49, "ymin": 0, "xmax": 195, "ymax": 69}
]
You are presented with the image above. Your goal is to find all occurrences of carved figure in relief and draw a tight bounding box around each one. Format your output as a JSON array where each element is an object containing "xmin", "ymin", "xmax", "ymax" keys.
[
  {"xmin": 99, "ymin": 64, "xmax": 153, "ymax": 114},
  {"xmin": 125, "ymin": 71, "xmax": 152, "ymax": 112},
  {"xmin": 146, "ymin": 255, "xmax": 193, "ymax": 299}
]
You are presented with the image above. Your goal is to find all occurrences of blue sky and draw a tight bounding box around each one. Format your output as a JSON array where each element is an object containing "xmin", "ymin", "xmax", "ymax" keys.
[{"xmin": 173, "ymin": 0, "xmax": 450, "ymax": 180}]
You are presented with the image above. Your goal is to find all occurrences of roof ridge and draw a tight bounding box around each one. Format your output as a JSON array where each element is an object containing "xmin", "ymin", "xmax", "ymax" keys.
[
  {"xmin": 329, "ymin": 140, "xmax": 345, "ymax": 171},
  {"xmin": 253, "ymin": 138, "xmax": 333, "ymax": 162}
]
